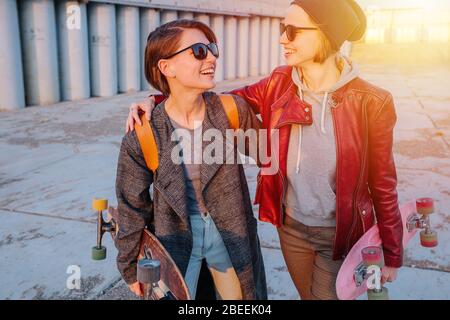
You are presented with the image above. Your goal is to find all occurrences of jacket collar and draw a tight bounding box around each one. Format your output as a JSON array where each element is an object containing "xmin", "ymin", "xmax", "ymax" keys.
[
  {"xmin": 271, "ymin": 66, "xmax": 352, "ymax": 129},
  {"xmin": 271, "ymin": 77, "xmax": 313, "ymax": 128}
]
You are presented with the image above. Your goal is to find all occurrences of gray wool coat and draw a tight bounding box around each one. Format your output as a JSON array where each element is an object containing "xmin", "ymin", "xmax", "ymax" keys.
[{"xmin": 115, "ymin": 91, "xmax": 267, "ymax": 300}]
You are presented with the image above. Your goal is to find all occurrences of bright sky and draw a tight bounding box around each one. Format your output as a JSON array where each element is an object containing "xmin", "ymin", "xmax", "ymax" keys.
[{"xmin": 356, "ymin": 0, "xmax": 450, "ymax": 9}]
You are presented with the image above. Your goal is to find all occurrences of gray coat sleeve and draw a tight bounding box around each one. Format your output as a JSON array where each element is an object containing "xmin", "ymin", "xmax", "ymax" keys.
[{"xmin": 115, "ymin": 130, "xmax": 154, "ymax": 284}]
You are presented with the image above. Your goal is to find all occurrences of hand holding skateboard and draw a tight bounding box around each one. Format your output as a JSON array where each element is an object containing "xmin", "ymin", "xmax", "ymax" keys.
[
  {"xmin": 91, "ymin": 198, "xmax": 191, "ymax": 300},
  {"xmin": 336, "ymin": 198, "xmax": 439, "ymax": 300}
]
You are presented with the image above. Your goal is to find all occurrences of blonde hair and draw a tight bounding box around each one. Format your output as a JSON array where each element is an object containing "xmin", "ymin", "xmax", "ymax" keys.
[{"xmin": 312, "ymin": 20, "xmax": 344, "ymax": 71}]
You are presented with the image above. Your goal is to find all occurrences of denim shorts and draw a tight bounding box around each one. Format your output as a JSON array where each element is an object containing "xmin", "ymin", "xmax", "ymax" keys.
[{"xmin": 184, "ymin": 213, "xmax": 234, "ymax": 298}]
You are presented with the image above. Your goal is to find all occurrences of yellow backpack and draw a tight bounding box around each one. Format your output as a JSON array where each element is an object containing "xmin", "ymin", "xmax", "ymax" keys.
[{"xmin": 134, "ymin": 95, "xmax": 240, "ymax": 173}]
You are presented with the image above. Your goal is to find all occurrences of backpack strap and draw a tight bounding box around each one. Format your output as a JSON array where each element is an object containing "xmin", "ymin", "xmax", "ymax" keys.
[
  {"xmin": 219, "ymin": 94, "xmax": 240, "ymax": 130},
  {"xmin": 134, "ymin": 94, "xmax": 240, "ymax": 173},
  {"xmin": 134, "ymin": 113, "xmax": 159, "ymax": 173}
]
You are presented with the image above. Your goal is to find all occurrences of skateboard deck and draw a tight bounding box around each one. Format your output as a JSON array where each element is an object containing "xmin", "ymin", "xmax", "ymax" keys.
[
  {"xmin": 91, "ymin": 198, "xmax": 191, "ymax": 300},
  {"xmin": 107, "ymin": 207, "xmax": 191, "ymax": 300},
  {"xmin": 336, "ymin": 200, "xmax": 417, "ymax": 300}
]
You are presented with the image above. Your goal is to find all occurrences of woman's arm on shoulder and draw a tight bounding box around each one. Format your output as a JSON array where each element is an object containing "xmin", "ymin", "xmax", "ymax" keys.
[
  {"xmin": 231, "ymin": 94, "xmax": 262, "ymax": 163},
  {"xmin": 227, "ymin": 75, "xmax": 271, "ymax": 115}
]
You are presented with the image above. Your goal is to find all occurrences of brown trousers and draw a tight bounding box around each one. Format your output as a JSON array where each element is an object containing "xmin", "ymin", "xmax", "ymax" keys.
[{"xmin": 277, "ymin": 214, "xmax": 343, "ymax": 300}]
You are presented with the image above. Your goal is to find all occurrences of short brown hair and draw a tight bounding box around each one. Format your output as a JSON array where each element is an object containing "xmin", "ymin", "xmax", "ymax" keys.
[{"xmin": 144, "ymin": 19, "xmax": 217, "ymax": 95}]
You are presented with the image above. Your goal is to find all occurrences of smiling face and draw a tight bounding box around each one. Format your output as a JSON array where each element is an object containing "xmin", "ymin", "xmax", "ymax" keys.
[
  {"xmin": 158, "ymin": 28, "xmax": 217, "ymax": 93},
  {"xmin": 280, "ymin": 4, "xmax": 335, "ymax": 67}
]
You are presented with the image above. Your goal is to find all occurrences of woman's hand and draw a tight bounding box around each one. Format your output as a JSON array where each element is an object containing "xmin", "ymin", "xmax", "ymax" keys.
[
  {"xmin": 381, "ymin": 266, "xmax": 398, "ymax": 284},
  {"xmin": 125, "ymin": 96, "xmax": 156, "ymax": 134},
  {"xmin": 128, "ymin": 281, "xmax": 144, "ymax": 297}
]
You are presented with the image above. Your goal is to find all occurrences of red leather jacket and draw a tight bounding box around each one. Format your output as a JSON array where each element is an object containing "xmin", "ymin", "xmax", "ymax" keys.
[{"xmin": 230, "ymin": 66, "xmax": 403, "ymax": 267}]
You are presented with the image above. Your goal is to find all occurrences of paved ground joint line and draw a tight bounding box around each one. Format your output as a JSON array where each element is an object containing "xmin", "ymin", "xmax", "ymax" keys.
[
  {"xmin": 6, "ymin": 154, "xmax": 76, "ymax": 182},
  {"xmin": 0, "ymin": 207, "xmax": 95, "ymax": 224}
]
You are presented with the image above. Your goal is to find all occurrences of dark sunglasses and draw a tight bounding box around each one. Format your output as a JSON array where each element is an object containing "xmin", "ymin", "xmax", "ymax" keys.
[
  {"xmin": 164, "ymin": 42, "xmax": 219, "ymax": 60},
  {"xmin": 279, "ymin": 23, "xmax": 318, "ymax": 41}
]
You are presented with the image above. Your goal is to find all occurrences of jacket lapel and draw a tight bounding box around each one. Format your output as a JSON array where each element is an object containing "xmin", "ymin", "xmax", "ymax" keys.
[
  {"xmin": 151, "ymin": 105, "xmax": 189, "ymax": 221},
  {"xmin": 272, "ymin": 82, "xmax": 313, "ymax": 129},
  {"xmin": 200, "ymin": 93, "xmax": 229, "ymax": 193}
]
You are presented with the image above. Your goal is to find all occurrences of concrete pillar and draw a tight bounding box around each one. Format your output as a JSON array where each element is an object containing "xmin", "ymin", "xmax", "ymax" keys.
[
  {"xmin": 140, "ymin": 9, "xmax": 160, "ymax": 91},
  {"xmin": 179, "ymin": 11, "xmax": 194, "ymax": 20},
  {"xmin": 88, "ymin": 3, "xmax": 117, "ymax": 97},
  {"xmin": 249, "ymin": 16, "xmax": 261, "ymax": 77},
  {"xmin": 160, "ymin": 10, "xmax": 178, "ymax": 24},
  {"xmin": 195, "ymin": 13, "xmax": 210, "ymax": 26},
  {"xmin": 117, "ymin": 6, "xmax": 140, "ymax": 93},
  {"xmin": 211, "ymin": 15, "xmax": 225, "ymax": 82},
  {"xmin": 0, "ymin": 0, "xmax": 25, "ymax": 110},
  {"xmin": 56, "ymin": 1, "xmax": 90, "ymax": 101},
  {"xmin": 19, "ymin": 0, "xmax": 60, "ymax": 106},
  {"xmin": 237, "ymin": 17, "xmax": 250, "ymax": 78},
  {"xmin": 260, "ymin": 17, "xmax": 271, "ymax": 75},
  {"xmin": 224, "ymin": 16, "xmax": 237, "ymax": 80},
  {"xmin": 270, "ymin": 18, "xmax": 280, "ymax": 71}
]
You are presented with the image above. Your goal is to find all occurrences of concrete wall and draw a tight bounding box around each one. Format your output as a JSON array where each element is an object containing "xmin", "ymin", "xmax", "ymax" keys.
[
  {"xmin": 7, "ymin": 1, "xmax": 448, "ymax": 109},
  {"xmin": 0, "ymin": 0, "xmax": 291, "ymax": 110}
]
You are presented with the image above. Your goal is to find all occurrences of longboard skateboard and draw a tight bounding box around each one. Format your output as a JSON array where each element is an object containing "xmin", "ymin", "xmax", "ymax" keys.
[
  {"xmin": 336, "ymin": 198, "xmax": 438, "ymax": 300},
  {"xmin": 91, "ymin": 198, "xmax": 191, "ymax": 300}
]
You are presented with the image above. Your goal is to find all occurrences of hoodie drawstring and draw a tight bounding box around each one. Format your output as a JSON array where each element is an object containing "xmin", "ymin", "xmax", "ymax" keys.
[
  {"xmin": 295, "ymin": 88, "xmax": 303, "ymax": 174},
  {"xmin": 295, "ymin": 125, "xmax": 302, "ymax": 174},
  {"xmin": 321, "ymin": 92, "xmax": 329, "ymax": 134},
  {"xmin": 296, "ymin": 89, "xmax": 304, "ymax": 174}
]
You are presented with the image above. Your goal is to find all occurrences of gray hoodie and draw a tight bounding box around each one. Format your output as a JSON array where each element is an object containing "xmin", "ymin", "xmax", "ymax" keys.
[{"xmin": 284, "ymin": 56, "xmax": 359, "ymax": 227}]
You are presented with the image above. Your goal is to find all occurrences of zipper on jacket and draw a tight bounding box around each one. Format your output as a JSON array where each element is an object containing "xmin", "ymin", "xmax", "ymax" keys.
[
  {"xmin": 331, "ymin": 108, "xmax": 341, "ymax": 256},
  {"xmin": 360, "ymin": 205, "xmax": 367, "ymax": 234},
  {"xmin": 345, "ymin": 103, "xmax": 369, "ymax": 254},
  {"xmin": 278, "ymin": 170, "xmax": 287, "ymax": 225}
]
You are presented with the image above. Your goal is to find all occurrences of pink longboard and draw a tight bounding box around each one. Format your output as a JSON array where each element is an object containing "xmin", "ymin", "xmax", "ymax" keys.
[{"xmin": 336, "ymin": 200, "xmax": 425, "ymax": 300}]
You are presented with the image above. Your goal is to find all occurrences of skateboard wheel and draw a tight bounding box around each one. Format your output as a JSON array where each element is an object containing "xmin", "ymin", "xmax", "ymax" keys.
[
  {"xmin": 416, "ymin": 198, "xmax": 434, "ymax": 215},
  {"xmin": 92, "ymin": 246, "xmax": 107, "ymax": 260},
  {"xmin": 92, "ymin": 198, "xmax": 108, "ymax": 211},
  {"xmin": 420, "ymin": 230, "xmax": 438, "ymax": 247},
  {"xmin": 367, "ymin": 287, "xmax": 389, "ymax": 300},
  {"xmin": 362, "ymin": 246, "xmax": 384, "ymax": 267},
  {"xmin": 137, "ymin": 259, "xmax": 161, "ymax": 284}
]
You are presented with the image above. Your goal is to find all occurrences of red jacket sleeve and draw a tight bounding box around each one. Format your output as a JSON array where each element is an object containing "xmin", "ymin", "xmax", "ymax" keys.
[
  {"xmin": 368, "ymin": 93, "xmax": 403, "ymax": 268},
  {"xmin": 227, "ymin": 76, "xmax": 270, "ymax": 115},
  {"xmin": 153, "ymin": 94, "xmax": 166, "ymax": 105}
]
